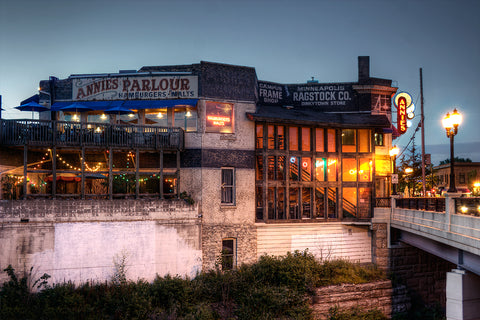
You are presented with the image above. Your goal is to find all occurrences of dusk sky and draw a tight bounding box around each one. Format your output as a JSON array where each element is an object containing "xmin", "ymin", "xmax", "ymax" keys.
[{"xmin": 1, "ymin": 0, "xmax": 479, "ymax": 165}]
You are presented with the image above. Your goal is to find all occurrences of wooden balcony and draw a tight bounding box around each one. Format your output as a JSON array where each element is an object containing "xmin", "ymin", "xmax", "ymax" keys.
[{"xmin": 0, "ymin": 119, "xmax": 184, "ymax": 150}]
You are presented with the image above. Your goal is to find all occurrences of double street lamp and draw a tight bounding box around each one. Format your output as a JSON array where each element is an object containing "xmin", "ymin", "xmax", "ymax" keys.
[{"xmin": 442, "ymin": 109, "xmax": 462, "ymax": 193}]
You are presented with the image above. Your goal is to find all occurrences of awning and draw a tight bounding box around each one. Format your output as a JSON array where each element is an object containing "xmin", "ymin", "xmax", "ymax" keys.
[
  {"xmin": 247, "ymin": 105, "xmax": 391, "ymax": 128},
  {"xmin": 51, "ymin": 99, "xmax": 198, "ymax": 112}
]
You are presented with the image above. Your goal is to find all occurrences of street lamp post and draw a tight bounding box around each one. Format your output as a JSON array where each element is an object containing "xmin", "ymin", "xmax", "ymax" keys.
[
  {"xmin": 389, "ymin": 145, "xmax": 400, "ymax": 195},
  {"xmin": 442, "ymin": 109, "xmax": 462, "ymax": 193}
]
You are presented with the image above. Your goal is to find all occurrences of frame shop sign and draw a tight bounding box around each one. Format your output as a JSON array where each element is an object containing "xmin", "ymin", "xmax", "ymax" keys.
[{"xmin": 73, "ymin": 75, "xmax": 198, "ymax": 100}]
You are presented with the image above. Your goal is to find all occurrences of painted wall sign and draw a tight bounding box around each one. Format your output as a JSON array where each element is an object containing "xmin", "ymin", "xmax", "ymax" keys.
[
  {"xmin": 205, "ymin": 101, "xmax": 234, "ymax": 133},
  {"xmin": 258, "ymin": 81, "xmax": 356, "ymax": 110},
  {"xmin": 72, "ymin": 75, "xmax": 198, "ymax": 100}
]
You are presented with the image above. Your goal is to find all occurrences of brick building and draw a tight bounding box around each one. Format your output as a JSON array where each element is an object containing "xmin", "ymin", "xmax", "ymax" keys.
[{"xmin": 0, "ymin": 57, "xmax": 397, "ymax": 283}]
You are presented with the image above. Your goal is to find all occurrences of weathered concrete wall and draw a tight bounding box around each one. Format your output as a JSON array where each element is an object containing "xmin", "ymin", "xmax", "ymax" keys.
[
  {"xmin": 256, "ymin": 223, "xmax": 372, "ymax": 263},
  {"xmin": 312, "ymin": 280, "xmax": 410, "ymax": 319},
  {"xmin": 0, "ymin": 200, "xmax": 201, "ymax": 285}
]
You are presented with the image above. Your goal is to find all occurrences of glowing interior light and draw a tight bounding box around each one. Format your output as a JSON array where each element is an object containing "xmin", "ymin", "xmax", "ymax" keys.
[
  {"xmin": 461, "ymin": 206, "xmax": 468, "ymax": 214},
  {"xmin": 128, "ymin": 113, "xmax": 134, "ymax": 118},
  {"xmin": 100, "ymin": 114, "xmax": 107, "ymax": 120},
  {"xmin": 157, "ymin": 112, "xmax": 163, "ymax": 119},
  {"xmin": 186, "ymin": 110, "xmax": 192, "ymax": 117}
]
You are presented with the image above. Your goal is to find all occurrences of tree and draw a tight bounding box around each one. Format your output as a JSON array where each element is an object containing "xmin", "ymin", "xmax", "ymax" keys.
[
  {"xmin": 397, "ymin": 137, "xmax": 432, "ymax": 196},
  {"xmin": 439, "ymin": 157, "xmax": 472, "ymax": 165}
]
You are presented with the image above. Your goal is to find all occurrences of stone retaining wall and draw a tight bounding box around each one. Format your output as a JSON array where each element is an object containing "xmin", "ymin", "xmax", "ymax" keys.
[{"xmin": 311, "ymin": 280, "xmax": 410, "ymax": 319}]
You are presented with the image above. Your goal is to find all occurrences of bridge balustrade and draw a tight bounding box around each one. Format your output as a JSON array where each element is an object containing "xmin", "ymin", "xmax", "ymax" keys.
[{"xmin": 395, "ymin": 197, "xmax": 445, "ymax": 212}]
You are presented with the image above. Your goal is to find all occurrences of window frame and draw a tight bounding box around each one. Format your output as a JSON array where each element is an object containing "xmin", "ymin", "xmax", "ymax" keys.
[{"xmin": 221, "ymin": 167, "xmax": 235, "ymax": 205}]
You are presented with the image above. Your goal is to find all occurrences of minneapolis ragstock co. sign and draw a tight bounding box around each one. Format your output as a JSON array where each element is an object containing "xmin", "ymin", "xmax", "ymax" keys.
[{"xmin": 258, "ymin": 80, "xmax": 357, "ymax": 111}]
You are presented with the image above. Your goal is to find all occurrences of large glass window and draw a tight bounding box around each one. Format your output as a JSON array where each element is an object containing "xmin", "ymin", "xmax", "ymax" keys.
[
  {"xmin": 315, "ymin": 187, "xmax": 325, "ymax": 218},
  {"xmin": 268, "ymin": 125, "xmax": 275, "ymax": 149},
  {"xmin": 343, "ymin": 187, "xmax": 357, "ymax": 218},
  {"xmin": 256, "ymin": 124, "xmax": 264, "ymax": 149},
  {"xmin": 301, "ymin": 127, "xmax": 311, "ymax": 151},
  {"xmin": 289, "ymin": 156, "xmax": 300, "ymax": 181},
  {"xmin": 374, "ymin": 132, "xmax": 384, "ymax": 146},
  {"xmin": 342, "ymin": 158, "xmax": 357, "ymax": 181},
  {"xmin": 256, "ymin": 156, "xmax": 263, "ymax": 180},
  {"xmin": 221, "ymin": 168, "xmax": 235, "ymax": 204},
  {"xmin": 289, "ymin": 187, "xmax": 300, "ymax": 219},
  {"xmin": 358, "ymin": 129, "xmax": 371, "ymax": 152},
  {"xmin": 301, "ymin": 157, "xmax": 312, "ymax": 181},
  {"xmin": 358, "ymin": 187, "xmax": 372, "ymax": 218},
  {"xmin": 327, "ymin": 188, "xmax": 337, "ymax": 218},
  {"xmin": 358, "ymin": 158, "xmax": 373, "ymax": 182},
  {"xmin": 277, "ymin": 126, "xmax": 285, "ymax": 150},
  {"xmin": 315, "ymin": 158, "xmax": 326, "ymax": 182},
  {"xmin": 302, "ymin": 188, "xmax": 312, "ymax": 218},
  {"xmin": 316, "ymin": 128, "xmax": 324, "ymax": 152},
  {"xmin": 327, "ymin": 158, "xmax": 337, "ymax": 181},
  {"xmin": 327, "ymin": 129, "xmax": 336, "ymax": 152},
  {"xmin": 342, "ymin": 129, "xmax": 356, "ymax": 152},
  {"xmin": 289, "ymin": 127, "xmax": 299, "ymax": 151}
]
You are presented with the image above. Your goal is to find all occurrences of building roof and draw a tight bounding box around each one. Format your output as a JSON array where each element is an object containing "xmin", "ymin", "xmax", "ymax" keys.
[{"xmin": 247, "ymin": 105, "xmax": 391, "ymax": 128}]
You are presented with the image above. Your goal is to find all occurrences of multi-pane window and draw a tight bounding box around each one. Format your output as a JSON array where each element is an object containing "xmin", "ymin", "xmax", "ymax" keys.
[
  {"xmin": 374, "ymin": 132, "xmax": 384, "ymax": 146},
  {"xmin": 256, "ymin": 124, "xmax": 374, "ymax": 221},
  {"xmin": 221, "ymin": 238, "xmax": 236, "ymax": 270},
  {"xmin": 221, "ymin": 168, "xmax": 235, "ymax": 204}
]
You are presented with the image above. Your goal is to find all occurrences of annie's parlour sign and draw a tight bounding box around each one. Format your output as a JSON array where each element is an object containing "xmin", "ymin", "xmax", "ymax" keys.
[{"xmin": 72, "ymin": 75, "xmax": 198, "ymax": 100}]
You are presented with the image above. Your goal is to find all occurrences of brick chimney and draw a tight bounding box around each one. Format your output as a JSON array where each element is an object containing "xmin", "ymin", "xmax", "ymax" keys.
[{"xmin": 358, "ymin": 56, "xmax": 370, "ymax": 83}]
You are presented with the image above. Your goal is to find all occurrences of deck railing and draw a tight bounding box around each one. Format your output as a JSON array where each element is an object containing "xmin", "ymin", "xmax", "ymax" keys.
[{"xmin": 0, "ymin": 119, "xmax": 184, "ymax": 150}]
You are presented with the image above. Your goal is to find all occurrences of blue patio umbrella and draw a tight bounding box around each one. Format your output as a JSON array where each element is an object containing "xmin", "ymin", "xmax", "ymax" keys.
[
  {"xmin": 104, "ymin": 106, "xmax": 133, "ymax": 115},
  {"xmin": 59, "ymin": 103, "xmax": 93, "ymax": 112},
  {"xmin": 15, "ymin": 101, "xmax": 49, "ymax": 112}
]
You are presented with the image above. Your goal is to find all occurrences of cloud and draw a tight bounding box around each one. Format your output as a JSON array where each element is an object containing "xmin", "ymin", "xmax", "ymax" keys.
[{"xmin": 426, "ymin": 141, "xmax": 480, "ymax": 165}]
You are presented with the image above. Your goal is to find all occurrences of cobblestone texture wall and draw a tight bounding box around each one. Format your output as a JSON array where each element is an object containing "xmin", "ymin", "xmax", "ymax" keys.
[
  {"xmin": 389, "ymin": 242, "xmax": 455, "ymax": 310},
  {"xmin": 201, "ymin": 224, "xmax": 257, "ymax": 271},
  {"xmin": 312, "ymin": 280, "xmax": 410, "ymax": 319}
]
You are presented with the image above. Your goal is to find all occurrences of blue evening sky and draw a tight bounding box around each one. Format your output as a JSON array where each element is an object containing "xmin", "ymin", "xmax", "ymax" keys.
[{"xmin": 1, "ymin": 0, "xmax": 479, "ymax": 165}]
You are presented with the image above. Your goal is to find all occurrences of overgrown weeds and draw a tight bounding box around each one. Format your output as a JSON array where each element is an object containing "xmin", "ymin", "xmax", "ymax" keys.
[{"xmin": 1, "ymin": 251, "xmax": 387, "ymax": 319}]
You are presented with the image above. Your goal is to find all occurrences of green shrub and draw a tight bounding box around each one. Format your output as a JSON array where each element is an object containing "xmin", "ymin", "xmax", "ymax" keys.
[{"xmin": 1, "ymin": 251, "xmax": 387, "ymax": 319}]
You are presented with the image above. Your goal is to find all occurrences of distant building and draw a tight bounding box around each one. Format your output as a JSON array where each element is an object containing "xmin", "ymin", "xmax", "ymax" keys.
[
  {"xmin": 434, "ymin": 162, "xmax": 480, "ymax": 194},
  {"xmin": 0, "ymin": 57, "xmax": 397, "ymax": 283}
]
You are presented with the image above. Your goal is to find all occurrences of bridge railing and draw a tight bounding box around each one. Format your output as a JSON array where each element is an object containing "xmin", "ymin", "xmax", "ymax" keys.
[
  {"xmin": 395, "ymin": 197, "xmax": 446, "ymax": 212},
  {"xmin": 455, "ymin": 197, "xmax": 480, "ymax": 216}
]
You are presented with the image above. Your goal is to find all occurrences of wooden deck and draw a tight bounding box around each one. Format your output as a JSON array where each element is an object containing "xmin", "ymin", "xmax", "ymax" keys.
[{"xmin": 0, "ymin": 119, "xmax": 184, "ymax": 150}]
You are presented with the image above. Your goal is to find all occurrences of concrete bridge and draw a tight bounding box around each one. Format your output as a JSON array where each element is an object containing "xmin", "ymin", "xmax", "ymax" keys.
[{"xmin": 382, "ymin": 194, "xmax": 480, "ymax": 320}]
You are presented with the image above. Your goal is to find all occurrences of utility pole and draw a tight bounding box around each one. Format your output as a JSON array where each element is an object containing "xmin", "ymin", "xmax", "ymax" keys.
[{"xmin": 420, "ymin": 68, "xmax": 426, "ymax": 196}]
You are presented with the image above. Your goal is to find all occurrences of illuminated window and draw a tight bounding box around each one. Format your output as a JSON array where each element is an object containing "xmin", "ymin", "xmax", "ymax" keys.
[
  {"xmin": 343, "ymin": 187, "xmax": 357, "ymax": 218},
  {"xmin": 316, "ymin": 128, "xmax": 325, "ymax": 152},
  {"xmin": 277, "ymin": 126, "xmax": 285, "ymax": 150},
  {"xmin": 301, "ymin": 157, "xmax": 312, "ymax": 181},
  {"xmin": 301, "ymin": 127, "xmax": 311, "ymax": 151},
  {"xmin": 315, "ymin": 187, "xmax": 325, "ymax": 218},
  {"xmin": 256, "ymin": 125, "xmax": 264, "ymax": 149},
  {"xmin": 315, "ymin": 158, "xmax": 326, "ymax": 182},
  {"xmin": 342, "ymin": 129, "xmax": 356, "ymax": 152},
  {"xmin": 358, "ymin": 158, "xmax": 373, "ymax": 182},
  {"xmin": 221, "ymin": 168, "xmax": 235, "ymax": 204},
  {"xmin": 221, "ymin": 238, "xmax": 236, "ymax": 270},
  {"xmin": 302, "ymin": 188, "xmax": 312, "ymax": 218},
  {"xmin": 358, "ymin": 129, "xmax": 371, "ymax": 152},
  {"xmin": 256, "ymin": 156, "xmax": 263, "ymax": 180},
  {"xmin": 289, "ymin": 127, "xmax": 299, "ymax": 151},
  {"xmin": 327, "ymin": 158, "xmax": 338, "ymax": 181},
  {"xmin": 342, "ymin": 158, "xmax": 357, "ymax": 181},
  {"xmin": 327, "ymin": 129, "xmax": 336, "ymax": 152},
  {"xmin": 206, "ymin": 101, "xmax": 234, "ymax": 133},
  {"xmin": 268, "ymin": 125, "xmax": 275, "ymax": 149},
  {"xmin": 374, "ymin": 132, "xmax": 384, "ymax": 146}
]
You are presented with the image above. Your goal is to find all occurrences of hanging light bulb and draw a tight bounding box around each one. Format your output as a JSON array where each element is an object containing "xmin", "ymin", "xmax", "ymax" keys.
[
  {"xmin": 186, "ymin": 110, "xmax": 192, "ymax": 117},
  {"xmin": 72, "ymin": 113, "xmax": 79, "ymax": 121},
  {"xmin": 100, "ymin": 114, "xmax": 107, "ymax": 120},
  {"xmin": 157, "ymin": 112, "xmax": 163, "ymax": 119}
]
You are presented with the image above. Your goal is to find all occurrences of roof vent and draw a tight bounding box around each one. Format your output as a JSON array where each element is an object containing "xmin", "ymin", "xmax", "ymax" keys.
[{"xmin": 307, "ymin": 77, "xmax": 318, "ymax": 84}]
